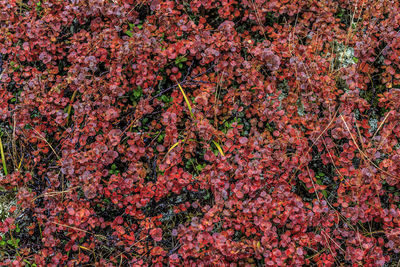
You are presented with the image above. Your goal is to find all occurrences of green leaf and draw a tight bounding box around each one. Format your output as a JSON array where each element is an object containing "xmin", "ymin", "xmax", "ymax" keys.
[
  {"xmin": 195, "ymin": 164, "xmax": 205, "ymax": 172},
  {"xmin": 125, "ymin": 30, "xmax": 133, "ymax": 37},
  {"xmin": 175, "ymin": 56, "xmax": 187, "ymax": 65},
  {"xmin": 160, "ymin": 95, "xmax": 172, "ymax": 103},
  {"xmin": 185, "ymin": 159, "xmax": 192, "ymax": 169},
  {"xmin": 7, "ymin": 238, "xmax": 19, "ymax": 248},
  {"xmin": 157, "ymin": 134, "xmax": 165, "ymax": 143}
]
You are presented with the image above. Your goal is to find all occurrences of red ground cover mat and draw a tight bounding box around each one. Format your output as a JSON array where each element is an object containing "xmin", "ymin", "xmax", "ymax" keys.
[{"xmin": 1, "ymin": 0, "xmax": 400, "ymax": 266}]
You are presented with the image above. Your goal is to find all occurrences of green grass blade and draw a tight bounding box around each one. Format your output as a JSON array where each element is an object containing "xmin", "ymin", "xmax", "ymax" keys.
[{"xmin": 212, "ymin": 140, "xmax": 225, "ymax": 157}]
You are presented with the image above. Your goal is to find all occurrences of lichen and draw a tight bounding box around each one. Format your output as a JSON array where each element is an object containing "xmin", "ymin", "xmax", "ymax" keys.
[
  {"xmin": 327, "ymin": 42, "xmax": 357, "ymax": 72},
  {"xmin": 0, "ymin": 176, "xmax": 17, "ymax": 239},
  {"xmin": 369, "ymin": 118, "xmax": 379, "ymax": 134}
]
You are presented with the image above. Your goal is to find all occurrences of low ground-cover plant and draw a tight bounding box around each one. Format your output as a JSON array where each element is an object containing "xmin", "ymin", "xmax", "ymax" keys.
[{"xmin": 1, "ymin": 0, "xmax": 400, "ymax": 266}]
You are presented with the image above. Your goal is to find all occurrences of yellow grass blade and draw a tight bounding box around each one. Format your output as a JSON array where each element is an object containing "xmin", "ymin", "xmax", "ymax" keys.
[
  {"xmin": 212, "ymin": 140, "xmax": 225, "ymax": 156},
  {"xmin": 168, "ymin": 140, "xmax": 182, "ymax": 154},
  {"xmin": 177, "ymin": 82, "xmax": 194, "ymax": 118},
  {"xmin": 0, "ymin": 135, "xmax": 8, "ymax": 175},
  {"xmin": 79, "ymin": 245, "xmax": 90, "ymax": 251},
  {"xmin": 66, "ymin": 90, "xmax": 78, "ymax": 124},
  {"xmin": 17, "ymin": 157, "xmax": 23, "ymax": 171}
]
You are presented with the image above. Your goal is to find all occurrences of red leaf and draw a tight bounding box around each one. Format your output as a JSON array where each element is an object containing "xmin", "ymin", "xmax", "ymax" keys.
[
  {"xmin": 150, "ymin": 228, "xmax": 163, "ymax": 242},
  {"xmin": 239, "ymin": 137, "xmax": 248, "ymax": 144}
]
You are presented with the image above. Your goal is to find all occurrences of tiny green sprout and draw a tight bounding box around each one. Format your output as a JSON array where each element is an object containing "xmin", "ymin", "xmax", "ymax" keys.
[
  {"xmin": 7, "ymin": 237, "xmax": 20, "ymax": 249},
  {"xmin": 160, "ymin": 95, "xmax": 172, "ymax": 103},
  {"xmin": 35, "ymin": 1, "xmax": 43, "ymax": 13},
  {"xmin": 109, "ymin": 163, "xmax": 119, "ymax": 175},
  {"xmin": 130, "ymin": 86, "xmax": 143, "ymax": 103},
  {"xmin": 133, "ymin": 89, "xmax": 141, "ymax": 98},
  {"xmin": 125, "ymin": 22, "xmax": 143, "ymax": 36},
  {"xmin": 195, "ymin": 163, "xmax": 205, "ymax": 172},
  {"xmin": 175, "ymin": 56, "xmax": 187, "ymax": 65},
  {"xmin": 157, "ymin": 133, "xmax": 165, "ymax": 143}
]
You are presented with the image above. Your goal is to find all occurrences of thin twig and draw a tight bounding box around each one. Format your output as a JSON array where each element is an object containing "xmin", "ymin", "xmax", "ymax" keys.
[
  {"xmin": 340, "ymin": 115, "xmax": 399, "ymax": 180},
  {"xmin": 372, "ymin": 110, "xmax": 392, "ymax": 140}
]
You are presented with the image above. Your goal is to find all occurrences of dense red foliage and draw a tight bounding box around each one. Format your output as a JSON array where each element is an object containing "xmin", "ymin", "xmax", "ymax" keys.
[{"xmin": 1, "ymin": 0, "xmax": 400, "ymax": 266}]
